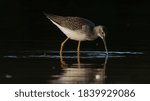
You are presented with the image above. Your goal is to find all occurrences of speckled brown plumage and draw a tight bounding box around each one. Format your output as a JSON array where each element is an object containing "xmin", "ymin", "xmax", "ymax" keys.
[{"xmin": 44, "ymin": 13, "xmax": 95, "ymax": 30}]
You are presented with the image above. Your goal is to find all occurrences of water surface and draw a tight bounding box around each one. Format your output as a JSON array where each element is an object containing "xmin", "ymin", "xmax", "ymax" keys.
[{"xmin": 0, "ymin": 50, "xmax": 149, "ymax": 84}]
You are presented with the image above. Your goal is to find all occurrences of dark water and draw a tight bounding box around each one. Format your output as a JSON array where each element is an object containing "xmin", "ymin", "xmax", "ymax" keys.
[{"xmin": 0, "ymin": 49, "xmax": 149, "ymax": 84}]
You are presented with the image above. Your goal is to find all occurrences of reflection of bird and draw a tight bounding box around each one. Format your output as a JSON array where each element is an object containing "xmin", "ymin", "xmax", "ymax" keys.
[
  {"xmin": 51, "ymin": 54, "xmax": 108, "ymax": 84},
  {"xmin": 44, "ymin": 13, "xmax": 108, "ymax": 59}
]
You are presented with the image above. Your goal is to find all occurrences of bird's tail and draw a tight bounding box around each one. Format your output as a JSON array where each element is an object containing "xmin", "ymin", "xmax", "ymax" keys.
[
  {"xmin": 43, "ymin": 12, "xmax": 58, "ymax": 20},
  {"xmin": 43, "ymin": 12, "xmax": 65, "ymax": 25},
  {"xmin": 43, "ymin": 11, "xmax": 51, "ymax": 19}
]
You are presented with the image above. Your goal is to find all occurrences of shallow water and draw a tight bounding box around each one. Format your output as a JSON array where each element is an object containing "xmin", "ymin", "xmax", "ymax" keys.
[{"xmin": 0, "ymin": 50, "xmax": 149, "ymax": 84}]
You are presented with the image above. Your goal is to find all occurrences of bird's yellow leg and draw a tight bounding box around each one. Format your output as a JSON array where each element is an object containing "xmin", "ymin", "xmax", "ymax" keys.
[
  {"xmin": 77, "ymin": 41, "xmax": 81, "ymax": 67},
  {"xmin": 60, "ymin": 37, "xmax": 69, "ymax": 65}
]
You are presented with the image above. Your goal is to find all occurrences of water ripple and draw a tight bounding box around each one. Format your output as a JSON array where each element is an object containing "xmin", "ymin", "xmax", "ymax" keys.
[{"xmin": 1, "ymin": 51, "xmax": 143, "ymax": 59}]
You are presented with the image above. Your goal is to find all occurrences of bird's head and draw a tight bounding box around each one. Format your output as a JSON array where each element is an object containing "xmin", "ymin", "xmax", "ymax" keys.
[
  {"xmin": 94, "ymin": 25, "xmax": 106, "ymax": 39},
  {"xmin": 94, "ymin": 25, "xmax": 108, "ymax": 54}
]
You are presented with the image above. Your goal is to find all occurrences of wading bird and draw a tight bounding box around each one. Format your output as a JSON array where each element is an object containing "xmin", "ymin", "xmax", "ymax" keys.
[{"xmin": 44, "ymin": 13, "xmax": 108, "ymax": 63}]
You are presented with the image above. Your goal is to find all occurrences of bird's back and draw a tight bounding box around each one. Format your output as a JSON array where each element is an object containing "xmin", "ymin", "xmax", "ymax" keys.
[{"xmin": 44, "ymin": 13, "xmax": 95, "ymax": 30}]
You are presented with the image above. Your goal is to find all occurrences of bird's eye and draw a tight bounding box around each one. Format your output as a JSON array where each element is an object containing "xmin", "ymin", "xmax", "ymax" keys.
[{"xmin": 102, "ymin": 32, "xmax": 105, "ymax": 37}]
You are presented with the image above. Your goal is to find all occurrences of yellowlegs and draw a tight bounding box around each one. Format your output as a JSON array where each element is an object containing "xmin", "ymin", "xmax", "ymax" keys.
[{"xmin": 44, "ymin": 13, "xmax": 108, "ymax": 62}]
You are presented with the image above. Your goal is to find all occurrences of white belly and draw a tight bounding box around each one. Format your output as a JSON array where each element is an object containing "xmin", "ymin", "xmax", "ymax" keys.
[
  {"xmin": 58, "ymin": 26, "xmax": 88, "ymax": 41},
  {"xmin": 50, "ymin": 20, "xmax": 88, "ymax": 41}
]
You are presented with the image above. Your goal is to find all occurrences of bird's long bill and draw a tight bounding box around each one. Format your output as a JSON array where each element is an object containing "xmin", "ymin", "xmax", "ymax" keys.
[{"xmin": 102, "ymin": 38, "xmax": 108, "ymax": 54}]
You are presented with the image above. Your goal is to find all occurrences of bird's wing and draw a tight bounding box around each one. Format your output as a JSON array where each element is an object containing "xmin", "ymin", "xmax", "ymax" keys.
[
  {"xmin": 60, "ymin": 17, "xmax": 95, "ymax": 30},
  {"xmin": 82, "ymin": 25, "xmax": 92, "ymax": 33},
  {"xmin": 43, "ymin": 13, "xmax": 95, "ymax": 31}
]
